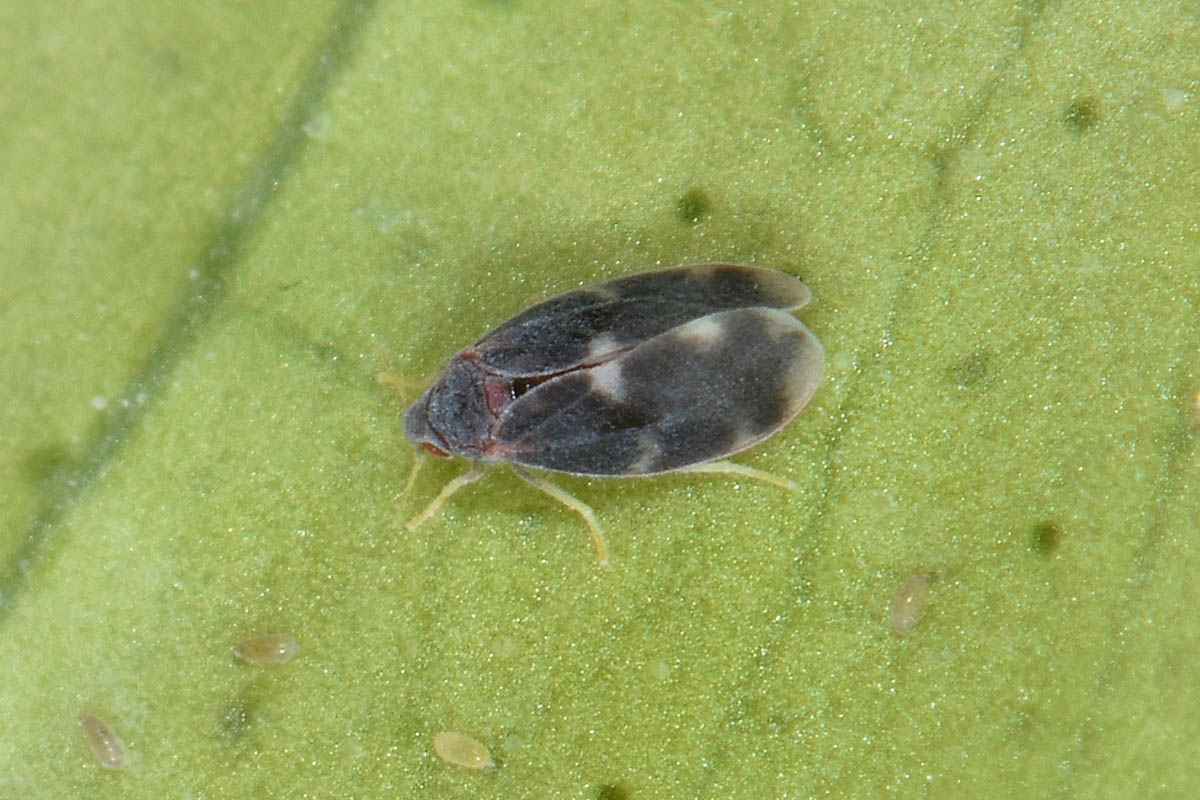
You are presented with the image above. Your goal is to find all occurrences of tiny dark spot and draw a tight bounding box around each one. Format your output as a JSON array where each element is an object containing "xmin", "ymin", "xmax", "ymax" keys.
[
  {"xmin": 220, "ymin": 697, "xmax": 254, "ymax": 737},
  {"xmin": 1063, "ymin": 98, "xmax": 1100, "ymax": 133},
  {"xmin": 676, "ymin": 187, "xmax": 713, "ymax": 225},
  {"xmin": 154, "ymin": 48, "xmax": 184, "ymax": 76},
  {"xmin": 596, "ymin": 785, "xmax": 632, "ymax": 800},
  {"xmin": 1029, "ymin": 521, "xmax": 1063, "ymax": 557},
  {"xmin": 928, "ymin": 129, "xmax": 968, "ymax": 197},
  {"xmin": 950, "ymin": 350, "xmax": 991, "ymax": 389}
]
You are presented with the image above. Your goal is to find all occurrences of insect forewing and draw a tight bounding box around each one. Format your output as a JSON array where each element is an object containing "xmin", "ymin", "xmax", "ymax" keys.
[
  {"xmin": 490, "ymin": 307, "xmax": 825, "ymax": 476},
  {"xmin": 473, "ymin": 264, "xmax": 811, "ymax": 377}
]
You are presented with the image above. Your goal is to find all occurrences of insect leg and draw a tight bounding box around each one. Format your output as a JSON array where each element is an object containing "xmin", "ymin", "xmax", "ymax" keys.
[
  {"xmin": 675, "ymin": 459, "xmax": 798, "ymax": 491},
  {"xmin": 406, "ymin": 462, "xmax": 486, "ymax": 532},
  {"xmin": 512, "ymin": 466, "xmax": 610, "ymax": 567},
  {"xmin": 397, "ymin": 454, "xmax": 424, "ymax": 509}
]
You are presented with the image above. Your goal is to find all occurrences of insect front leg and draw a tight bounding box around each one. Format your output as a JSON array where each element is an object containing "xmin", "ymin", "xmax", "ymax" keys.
[
  {"xmin": 406, "ymin": 461, "xmax": 486, "ymax": 532},
  {"xmin": 396, "ymin": 453, "xmax": 425, "ymax": 511},
  {"xmin": 511, "ymin": 466, "xmax": 610, "ymax": 568}
]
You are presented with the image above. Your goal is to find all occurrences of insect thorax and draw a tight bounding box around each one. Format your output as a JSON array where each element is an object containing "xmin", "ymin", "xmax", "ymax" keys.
[{"xmin": 403, "ymin": 357, "xmax": 494, "ymax": 458}]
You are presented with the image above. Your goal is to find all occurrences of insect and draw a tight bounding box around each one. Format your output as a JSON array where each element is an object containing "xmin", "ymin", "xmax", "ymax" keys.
[
  {"xmin": 402, "ymin": 263, "xmax": 825, "ymax": 565},
  {"xmin": 432, "ymin": 730, "xmax": 496, "ymax": 770},
  {"xmin": 889, "ymin": 573, "xmax": 933, "ymax": 636},
  {"xmin": 79, "ymin": 714, "xmax": 127, "ymax": 770},
  {"xmin": 232, "ymin": 633, "xmax": 301, "ymax": 665}
]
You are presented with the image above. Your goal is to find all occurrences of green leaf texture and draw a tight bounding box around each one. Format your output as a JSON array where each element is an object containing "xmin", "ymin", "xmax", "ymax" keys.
[{"xmin": 2, "ymin": 1, "xmax": 1198, "ymax": 797}]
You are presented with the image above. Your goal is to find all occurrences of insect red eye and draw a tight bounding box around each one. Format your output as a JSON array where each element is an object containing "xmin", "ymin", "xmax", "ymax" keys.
[{"xmin": 421, "ymin": 442, "xmax": 450, "ymax": 458}]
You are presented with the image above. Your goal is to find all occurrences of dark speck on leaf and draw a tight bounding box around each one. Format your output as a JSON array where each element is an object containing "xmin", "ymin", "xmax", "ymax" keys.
[
  {"xmin": 220, "ymin": 697, "xmax": 254, "ymax": 737},
  {"xmin": 1063, "ymin": 98, "xmax": 1100, "ymax": 133},
  {"xmin": 676, "ymin": 187, "xmax": 713, "ymax": 225},
  {"xmin": 1029, "ymin": 521, "xmax": 1063, "ymax": 557},
  {"xmin": 950, "ymin": 350, "xmax": 991, "ymax": 389},
  {"xmin": 596, "ymin": 785, "xmax": 632, "ymax": 800},
  {"xmin": 219, "ymin": 695, "xmax": 259, "ymax": 738}
]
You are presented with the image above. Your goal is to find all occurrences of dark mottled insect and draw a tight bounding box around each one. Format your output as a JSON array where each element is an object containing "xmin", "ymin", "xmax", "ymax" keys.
[{"xmin": 402, "ymin": 263, "xmax": 825, "ymax": 565}]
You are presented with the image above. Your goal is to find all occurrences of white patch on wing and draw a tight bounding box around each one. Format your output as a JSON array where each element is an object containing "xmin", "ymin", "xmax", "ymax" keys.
[
  {"xmin": 629, "ymin": 434, "xmax": 663, "ymax": 473},
  {"xmin": 674, "ymin": 314, "xmax": 726, "ymax": 349},
  {"xmin": 586, "ymin": 332, "xmax": 623, "ymax": 362},
  {"xmin": 589, "ymin": 360, "xmax": 625, "ymax": 403}
]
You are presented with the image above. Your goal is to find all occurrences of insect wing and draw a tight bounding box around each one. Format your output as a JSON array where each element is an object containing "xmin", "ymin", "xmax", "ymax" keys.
[
  {"xmin": 472, "ymin": 264, "xmax": 811, "ymax": 377},
  {"xmin": 489, "ymin": 307, "xmax": 824, "ymax": 475}
]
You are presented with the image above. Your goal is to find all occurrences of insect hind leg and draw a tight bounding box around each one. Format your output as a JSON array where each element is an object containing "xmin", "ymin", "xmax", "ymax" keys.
[
  {"xmin": 675, "ymin": 459, "xmax": 798, "ymax": 491},
  {"xmin": 512, "ymin": 466, "xmax": 610, "ymax": 568},
  {"xmin": 406, "ymin": 462, "xmax": 486, "ymax": 532}
]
